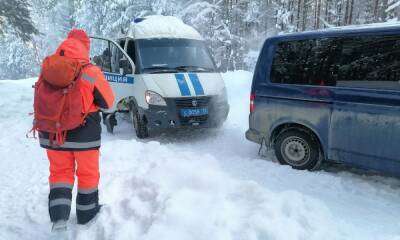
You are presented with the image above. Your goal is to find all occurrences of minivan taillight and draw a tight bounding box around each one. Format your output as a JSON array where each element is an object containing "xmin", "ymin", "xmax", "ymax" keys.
[{"xmin": 250, "ymin": 94, "xmax": 255, "ymax": 113}]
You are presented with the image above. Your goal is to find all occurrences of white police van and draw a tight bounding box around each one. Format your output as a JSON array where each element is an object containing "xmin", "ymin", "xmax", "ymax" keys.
[{"xmin": 89, "ymin": 15, "xmax": 229, "ymax": 138}]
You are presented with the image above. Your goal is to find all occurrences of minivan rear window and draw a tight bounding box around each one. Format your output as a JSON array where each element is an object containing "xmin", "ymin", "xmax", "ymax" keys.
[{"xmin": 271, "ymin": 35, "xmax": 400, "ymax": 90}]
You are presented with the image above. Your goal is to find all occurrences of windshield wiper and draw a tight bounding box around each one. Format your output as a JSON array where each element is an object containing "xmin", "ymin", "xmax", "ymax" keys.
[
  {"xmin": 143, "ymin": 66, "xmax": 178, "ymax": 74},
  {"xmin": 174, "ymin": 65, "xmax": 215, "ymax": 72}
]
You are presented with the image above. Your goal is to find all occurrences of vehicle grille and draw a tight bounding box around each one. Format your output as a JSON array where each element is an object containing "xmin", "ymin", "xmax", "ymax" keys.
[{"xmin": 175, "ymin": 97, "xmax": 210, "ymax": 108}]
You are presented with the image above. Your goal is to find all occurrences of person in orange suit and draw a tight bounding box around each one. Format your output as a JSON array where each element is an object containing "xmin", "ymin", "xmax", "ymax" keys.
[{"xmin": 38, "ymin": 29, "xmax": 114, "ymax": 226}]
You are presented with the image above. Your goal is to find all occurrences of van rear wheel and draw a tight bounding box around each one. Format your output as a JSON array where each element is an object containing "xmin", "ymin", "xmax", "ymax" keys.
[
  {"xmin": 274, "ymin": 129, "xmax": 320, "ymax": 170},
  {"xmin": 129, "ymin": 103, "xmax": 149, "ymax": 139}
]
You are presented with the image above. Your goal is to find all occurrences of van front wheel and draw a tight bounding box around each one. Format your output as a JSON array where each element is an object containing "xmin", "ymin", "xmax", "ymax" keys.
[
  {"xmin": 274, "ymin": 130, "xmax": 320, "ymax": 170},
  {"xmin": 129, "ymin": 104, "xmax": 149, "ymax": 139}
]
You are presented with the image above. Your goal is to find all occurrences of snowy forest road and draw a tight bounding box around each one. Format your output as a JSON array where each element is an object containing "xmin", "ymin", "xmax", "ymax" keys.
[{"xmin": 0, "ymin": 71, "xmax": 399, "ymax": 240}]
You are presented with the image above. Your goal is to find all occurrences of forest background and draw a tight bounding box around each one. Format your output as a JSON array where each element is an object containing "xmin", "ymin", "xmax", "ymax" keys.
[{"xmin": 0, "ymin": 0, "xmax": 399, "ymax": 79}]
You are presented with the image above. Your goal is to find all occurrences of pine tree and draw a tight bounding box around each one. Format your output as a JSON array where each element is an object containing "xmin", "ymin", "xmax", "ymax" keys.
[
  {"xmin": 386, "ymin": 0, "xmax": 400, "ymax": 20},
  {"xmin": 2, "ymin": 0, "xmax": 400, "ymax": 80},
  {"xmin": 0, "ymin": 0, "xmax": 38, "ymax": 41}
]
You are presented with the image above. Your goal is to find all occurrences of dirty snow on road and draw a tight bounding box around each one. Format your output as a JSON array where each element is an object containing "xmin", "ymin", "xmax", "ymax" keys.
[{"xmin": 0, "ymin": 71, "xmax": 399, "ymax": 240}]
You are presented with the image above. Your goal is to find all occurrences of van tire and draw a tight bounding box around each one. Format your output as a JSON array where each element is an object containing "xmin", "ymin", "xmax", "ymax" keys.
[
  {"xmin": 129, "ymin": 103, "xmax": 149, "ymax": 139},
  {"xmin": 274, "ymin": 129, "xmax": 320, "ymax": 170}
]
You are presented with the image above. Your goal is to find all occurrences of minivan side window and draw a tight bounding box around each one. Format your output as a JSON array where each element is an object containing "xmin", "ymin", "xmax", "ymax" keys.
[
  {"xmin": 271, "ymin": 35, "xmax": 400, "ymax": 90},
  {"xmin": 90, "ymin": 39, "xmax": 124, "ymax": 74},
  {"xmin": 126, "ymin": 40, "xmax": 136, "ymax": 64},
  {"xmin": 110, "ymin": 43, "xmax": 122, "ymax": 74},
  {"xmin": 90, "ymin": 39, "xmax": 112, "ymax": 72}
]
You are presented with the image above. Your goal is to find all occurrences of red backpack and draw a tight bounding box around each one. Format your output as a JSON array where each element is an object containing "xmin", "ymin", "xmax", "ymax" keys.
[{"xmin": 30, "ymin": 53, "xmax": 89, "ymax": 146}]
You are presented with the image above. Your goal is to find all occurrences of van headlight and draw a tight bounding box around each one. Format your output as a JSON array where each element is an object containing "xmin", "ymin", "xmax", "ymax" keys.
[{"xmin": 145, "ymin": 91, "xmax": 167, "ymax": 106}]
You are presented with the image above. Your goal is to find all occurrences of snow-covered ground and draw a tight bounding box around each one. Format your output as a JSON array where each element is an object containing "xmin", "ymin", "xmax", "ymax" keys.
[{"xmin": 0, "ymin": 71, "xmax": 400, "ymax": 240}]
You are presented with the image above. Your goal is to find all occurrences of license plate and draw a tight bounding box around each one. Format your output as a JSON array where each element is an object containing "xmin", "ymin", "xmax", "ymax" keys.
[{"xmin": 180, "ymin": 108, "xmax": 208, "ymax": 117}]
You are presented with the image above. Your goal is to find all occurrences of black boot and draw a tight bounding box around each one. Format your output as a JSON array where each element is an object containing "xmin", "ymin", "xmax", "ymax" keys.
[
  {"xmin": 76, "ymin": 190, "xmax": 101, "ymax": 224},
  {"xmin": 49, "ymin": 186, "xmax": 73, "ymax": 222}
]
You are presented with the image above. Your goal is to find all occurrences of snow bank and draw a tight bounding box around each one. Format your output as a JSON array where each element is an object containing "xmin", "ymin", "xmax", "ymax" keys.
[
  {"xmin": 222, "ymin": 70, "xmax": 253, "ymax": 130},
  {"xmin": 0, "ymin": 73, "xmax": 400, "ymax": 240},
  {"xmin": 244, "ymin": 50, "xmax": 260, "ymax": 73},
  {"xmin": 128, "ymin": 15, "xmax": 203, "ymax": 40},
  {"xmin": 81, "ymin": 140, "xmax": 341, "ymax": 240}
]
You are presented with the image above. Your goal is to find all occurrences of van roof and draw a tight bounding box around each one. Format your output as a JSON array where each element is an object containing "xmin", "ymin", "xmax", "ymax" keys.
[
  {"xmin": 127, "ymin": 15, "xmax": 203, "ymax": 40},
  {"xmin": 269, "ymin": 22, "xmax": 400, "ymax": 41}
]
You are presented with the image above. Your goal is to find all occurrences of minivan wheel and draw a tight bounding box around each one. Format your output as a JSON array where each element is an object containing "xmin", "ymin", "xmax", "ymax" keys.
[
  {"xmin": 274, "ymin": 130, "xmax": 320, "ymax": 170},
  {"xmin": 129, "ymin": 103, "xmax": 149, "ymax": 139}
]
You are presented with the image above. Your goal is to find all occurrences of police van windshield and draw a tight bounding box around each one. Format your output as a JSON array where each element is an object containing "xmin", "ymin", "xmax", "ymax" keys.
[{"xmin": 136, "ymin": 38, "xmax": 216, "ymax": 74}]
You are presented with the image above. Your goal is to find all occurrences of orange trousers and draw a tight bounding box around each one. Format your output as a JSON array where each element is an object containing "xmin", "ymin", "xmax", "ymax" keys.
[{"xmin": 47, "ymin": 149, "xmax": 100, "ymax": 189}]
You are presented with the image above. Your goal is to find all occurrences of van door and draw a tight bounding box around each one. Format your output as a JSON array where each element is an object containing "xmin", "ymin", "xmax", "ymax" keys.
[
  {"xmin": 329, "ymin": 35, "xmax": 400, "ymax": 175},
  {"xmin": 89, "ymin": 36, "xmax": 136, "ymax": 112}
]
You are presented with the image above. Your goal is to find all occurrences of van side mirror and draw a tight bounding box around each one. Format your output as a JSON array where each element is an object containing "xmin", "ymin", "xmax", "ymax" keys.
[{"xmin": 119, "ymin": 59, "xmax": 131, "ymax": 75}]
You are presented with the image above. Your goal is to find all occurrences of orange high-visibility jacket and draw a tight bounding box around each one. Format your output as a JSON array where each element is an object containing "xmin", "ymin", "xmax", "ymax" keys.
[{"xmin": 39, "ymin": 29, "xmax": 114, "ymax": 151}]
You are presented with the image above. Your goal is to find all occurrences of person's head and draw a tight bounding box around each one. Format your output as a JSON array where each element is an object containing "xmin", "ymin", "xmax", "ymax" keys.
[
  {"xmin": 55, "ymin": 29, "xmax": 90, "ymax": 62},
  {"xmin": 67, "ymin": 29, "xmax": 90, "ymax": 51}
]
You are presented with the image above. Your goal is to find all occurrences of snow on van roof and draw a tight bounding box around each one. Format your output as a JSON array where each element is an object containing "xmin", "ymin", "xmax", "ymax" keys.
[{"xmin": 127, "ymin": 15, "xmax": 203, "ymax": 40}]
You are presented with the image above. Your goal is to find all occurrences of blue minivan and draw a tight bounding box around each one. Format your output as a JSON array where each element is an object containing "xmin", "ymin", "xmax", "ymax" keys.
[{"xmin": 246, "ymin": 25, "xmax": 400, "ymax": 176}]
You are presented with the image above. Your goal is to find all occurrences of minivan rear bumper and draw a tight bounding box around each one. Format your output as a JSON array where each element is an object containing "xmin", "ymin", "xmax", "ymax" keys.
[{"xmin": 245, "ymin": 129, "xmax": 263, "ymax": 144}]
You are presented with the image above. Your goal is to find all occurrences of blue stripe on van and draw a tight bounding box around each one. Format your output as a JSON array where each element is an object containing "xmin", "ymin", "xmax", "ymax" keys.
[
  {"xmin": 188, "ymin": 73, "xmax": 204, "ymax": 96},
  {"xmin": 175, "ymin": 74, "xmax": 191, "ymax": 96}
]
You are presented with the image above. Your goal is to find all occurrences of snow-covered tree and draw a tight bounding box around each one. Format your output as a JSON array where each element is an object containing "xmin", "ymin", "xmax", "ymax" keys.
[
  {"xmin": 386, "ymin": 0, "xmax": 400, "ymax": 20},
  {"xmin": 180, "ymin": 1, "xmax": 233, "ymax": 70},
  {"xmin": 1, "ymin": 0, "xmax": 400, "ymax": 79},
  {"xmin": 0, "ymin": 0, "xmax": 38, "ymax": 41},
  {"xmin": 0, "ymin": 34, "xmax": 37, "ymax": 79}
]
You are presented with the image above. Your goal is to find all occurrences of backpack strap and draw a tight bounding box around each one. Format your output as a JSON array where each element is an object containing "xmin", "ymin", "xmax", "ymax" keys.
[
  {"xmin": 69, "ymin": 62, "xmax": 91, "ymax": 86},
  {"xmin": 78, "ymin": 63, "xmax": 94, "ymax": 125},
  {"xmin": 26, "ymin": 72, "xmax": 46, "ymax": 139}
]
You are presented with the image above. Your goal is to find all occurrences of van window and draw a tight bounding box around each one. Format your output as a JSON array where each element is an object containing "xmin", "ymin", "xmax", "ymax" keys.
[
  {"xmin": 90, "ymin": 39, "xmax": 112, "ymax": 72},
  {"xmin": 271, "ymin": 35, "xmax": 400, "ymax": 90},
  {"xmin": 126, "ymin": 40, "xmax": 137, "ymax": 74},
  {"xmin": 118, "ymin": 39, "xmax": 125, "ymax": 48},
  {"xmin": 136, "ymin": 39, "xmax": 216, "ymax": 74},
  {"xmin": 127, "ymin": 40, "xmax": 136, "ymax": 64},
  {"xmin": 110, "ymin": 42, "xmax": 129, "ymax": 74}
]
